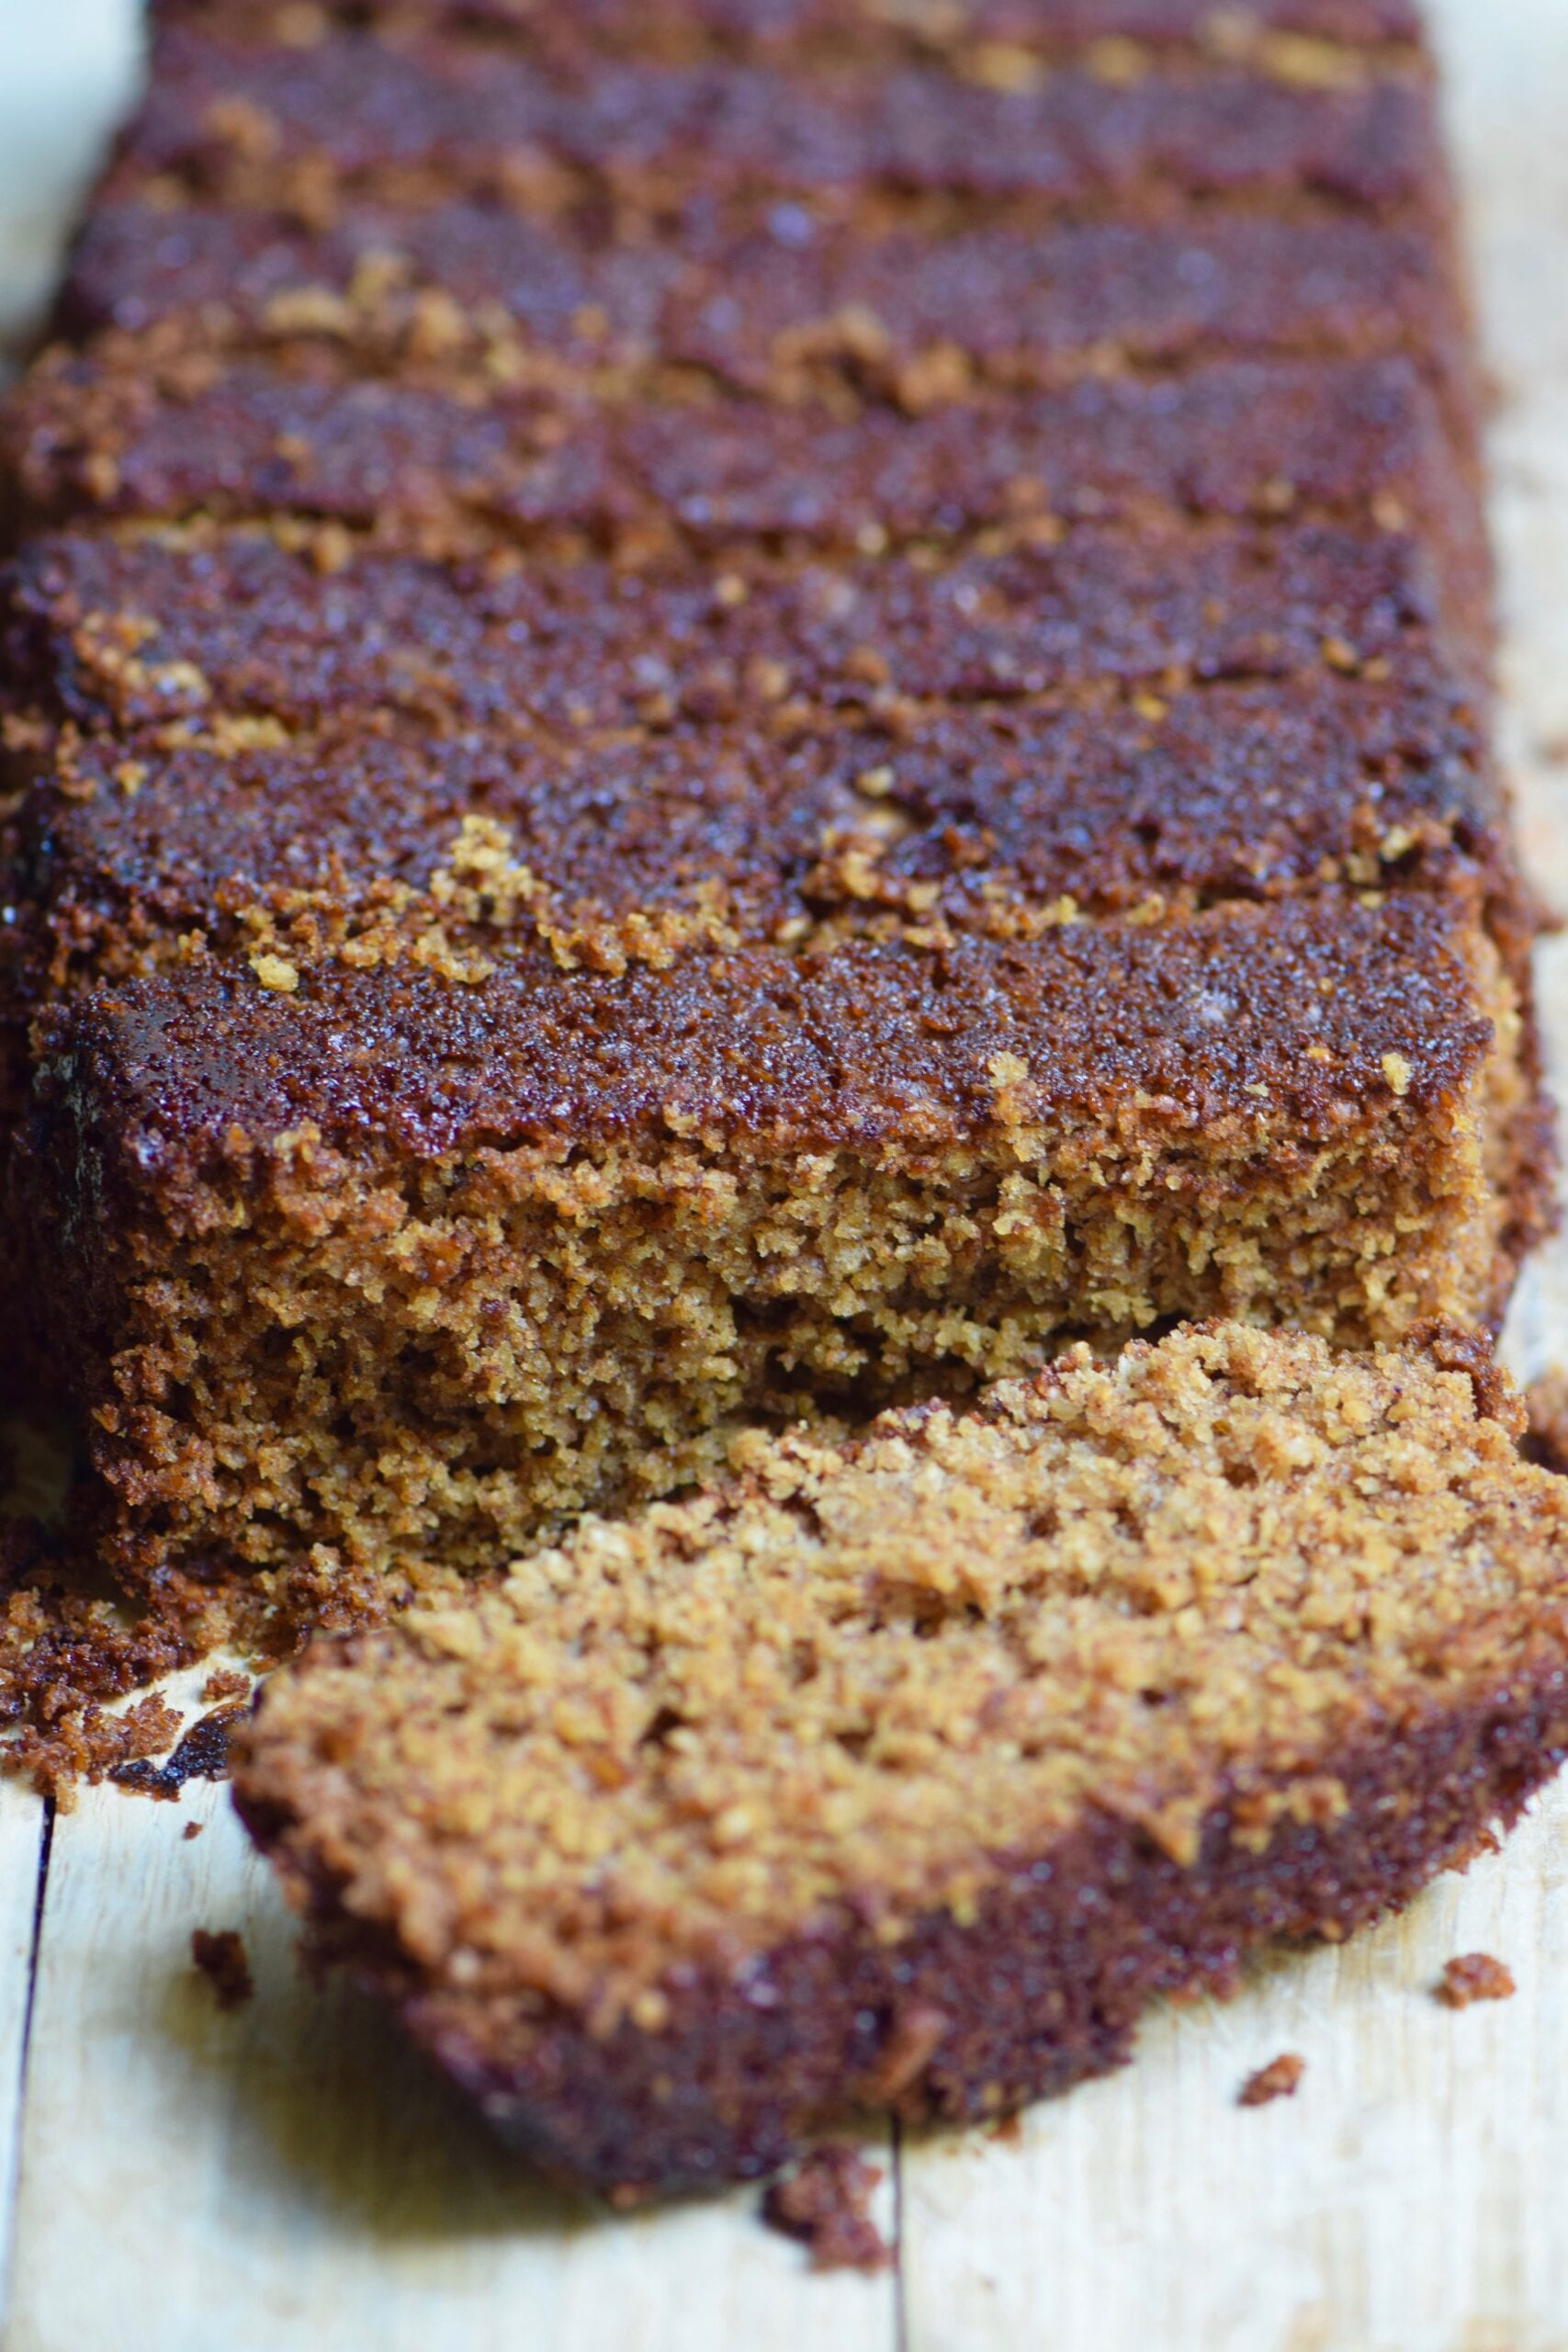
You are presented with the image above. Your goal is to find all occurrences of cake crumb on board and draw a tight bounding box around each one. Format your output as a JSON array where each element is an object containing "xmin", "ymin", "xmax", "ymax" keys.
[
  {"xmin": 1436, "ymin": 1953, "xmax": 1516, "ymax": 2007},
  {"xmin": 1239, "ymin": 2054, "xmax": 1306, "ymax": 2107},
  {"xmin": 200, "ymin": 1668, "xmax": 252, "ymax": 1705},
  {"xmin": 113, "ymin": 1703, "xmax": 248, "ymax": 1801},
  {"xmin": 761, "ymin": 2147, "xmax": 891, "ymax": 2273},
  {"xmin": 190, "ymin": 1929, "xmax": 254, "ymax": 2013}
]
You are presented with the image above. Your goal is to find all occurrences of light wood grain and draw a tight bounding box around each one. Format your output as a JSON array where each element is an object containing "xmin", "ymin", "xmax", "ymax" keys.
[
  {"xmin": 0, "ymin": 0, "xmax": 139, "ymax": 361},
  {"xmin": 902, "ymin": 1777, "xmax": 1568, "ymax": 2352},
  {"xmin": 5, "ymin": 1772, "xmax": 897, "ymax": 2352}
]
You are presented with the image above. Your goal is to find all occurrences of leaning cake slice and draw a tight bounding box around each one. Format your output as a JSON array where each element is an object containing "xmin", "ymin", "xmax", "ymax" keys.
[{"xmin": 232, "ymin": 1322, "xmax": 1568, "ymax": 2202}]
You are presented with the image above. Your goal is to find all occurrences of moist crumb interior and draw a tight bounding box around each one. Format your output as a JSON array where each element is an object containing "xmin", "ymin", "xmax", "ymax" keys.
[{"xmin": 232, "ymin": 1323, "xmax": 1567, "ymax": 2027}]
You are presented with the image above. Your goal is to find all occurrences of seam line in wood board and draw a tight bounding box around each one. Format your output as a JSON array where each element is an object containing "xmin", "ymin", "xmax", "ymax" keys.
[
  {"xmin": 2, "ymin": 1794, "xmax": 55, "ymax": 2310},
  {"xmin": 17, "ymin": 1797, "xmax": 55, "ymax": 2093},
  {"xmin": 892, "ymin": 2115, "xmax": 910, "ymax": 2352}
]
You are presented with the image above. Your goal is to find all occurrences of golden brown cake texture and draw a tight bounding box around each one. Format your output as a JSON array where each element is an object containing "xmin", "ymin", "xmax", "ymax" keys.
[
  {"xmin": 17, "ymin": 888, "xmax": 1533, "ymax": 1596},
  {"xmin": 0, "ymin": 0, "xmax": 1551, "ymax": 1591},
  {"xmin": 231, "ymin": 1324, "xmax": 1568, "ymax": 2199}
]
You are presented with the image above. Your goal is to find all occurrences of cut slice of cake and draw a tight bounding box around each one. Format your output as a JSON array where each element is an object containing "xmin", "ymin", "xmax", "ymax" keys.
[{"xmin": 231, "ymin": 1322, "xmax": 1568, "ymax": 2201}]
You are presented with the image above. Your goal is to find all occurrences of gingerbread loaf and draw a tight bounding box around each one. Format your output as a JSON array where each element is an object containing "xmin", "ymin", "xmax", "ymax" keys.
[
  {"xmin": 231, "ymin": 1323, "xmax": 1568, "ymax": 2199},
  {"xmin": 0, "ymin": 0, "xmax": 1551, "ymax": 1591}
]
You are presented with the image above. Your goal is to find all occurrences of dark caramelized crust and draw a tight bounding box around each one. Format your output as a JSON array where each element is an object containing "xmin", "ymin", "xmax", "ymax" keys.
[
  {"xmin": 153, "ymin": 2, "xmax": 1427, "ymax": 56},
  {"xmin": 56, "ymin": 205, "xmax": 1459, "ymax": 390},
  {"xmin": 31, "ymin": 897, "xmax": 1501, "ymax": 1159},
  {"xmin": 0, "ymin": 519, "xmax": 1473, "ymax": 741},
  {"xmin": 5, "ymin": 671, "xmax": 1505, "ymax": 983},
  {"xmin": 230, "ymin": 1326, "xmax": 1568, "ymax": 2199},
  {"xmin": 1, "ymin": 356, "xmax": 1483, "ymax": 593},
  {"xmin": 104, "ymin": 27, "xmax": 1444, "ymax": 216}
]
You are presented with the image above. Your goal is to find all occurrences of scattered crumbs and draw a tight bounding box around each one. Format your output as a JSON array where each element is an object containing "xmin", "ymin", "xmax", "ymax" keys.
[
  {"xmin": 1238, "ymin": 2052, "xmax": 1305, "ymax": 2107},
  {"xmin": 761, "ymin": 2145, "xmax": 891, "ymax": 2273},
  {"xmin": 250, "ymin": 950, "xmax": 300, "ymax": 993},
  {"xmin": 191, "ymin": 1928, "xmax": 254, "ymax": 2013},
  {"xmin": 182, "ymin": 1821, "xmax": 204, "ymax": 1841},
  {"xmin": 1436, "ymin": 1953, "xmax": 1516, "ymax": 2008},
  {"xmin": 1522, "ymin": 1368, "xmax": 1568, "ymax": 1476},
  {"xmin": 201, "ymin": 1667, "xmax": 252, "ymax": 1704},
  {"xmin": 112, "ymin": 1702, "xmax": 247, "ymax": 1800},
  {"xmin": 1381, "ymin": 1051, "xmax": 1412, "ymax": 1097}
]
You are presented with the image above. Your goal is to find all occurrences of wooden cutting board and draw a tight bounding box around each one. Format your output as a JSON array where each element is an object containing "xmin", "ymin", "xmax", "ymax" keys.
[{"xmin": 4, "ymin": 3, "xmax": 1568, "ymax": 2344}]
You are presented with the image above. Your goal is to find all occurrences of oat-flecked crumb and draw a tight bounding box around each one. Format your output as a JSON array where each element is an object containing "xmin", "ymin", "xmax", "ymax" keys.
[
  {"xmin": 1239, "ymin": 2053, "xmax": 1306, "ymax": 2106},
  {"xmin": 249, "ymin": 950, "xmax": 299, "ymax": 992},
  {"xmin": 1436, "ymin": 1953, "xmax": 1516, "ymax": 2007},
  {"xmin": 234, "ymin": 1327, "xmax": 1567, "ymax": 2023},
  {"xmin": 191, "ymin": 1928, "xmax": 254, "ymax": 2012},
  {"xmin": 227, "ymin": 1324, "xmax": 1568, "ymax": 2196},
  {"xmin": 761, "ymin": 2147, "xmax": 890, "ymax": 2272},
  {"xmin": 21, "ymin": 891, "xmax": 1527, "ymax": 1608}
]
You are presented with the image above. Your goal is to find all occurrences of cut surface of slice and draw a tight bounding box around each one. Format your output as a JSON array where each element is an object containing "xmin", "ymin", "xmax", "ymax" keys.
[{"xmin": 231, "ymin": 1322, "xmax": 1568, "ymax": 2199}]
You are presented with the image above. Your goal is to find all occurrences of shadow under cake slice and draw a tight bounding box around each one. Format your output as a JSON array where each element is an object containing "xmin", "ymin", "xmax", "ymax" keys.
[{"xmin": 230, "ymin": 1321, "xmax": 1568, "ymax": 2201}]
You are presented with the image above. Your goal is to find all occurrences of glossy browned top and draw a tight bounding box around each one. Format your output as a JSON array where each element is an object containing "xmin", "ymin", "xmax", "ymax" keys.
[
  {"xmin": 152, "ymin": 1, "xmax": 1425, "ymax": 52},
  {"xmin": 3, "ymin": 0, "xmax": 1511, "ymax": 1231},
  {"xmin": 57, "ymin": 203, "xmax": 1455, "ymax": 383},
  {"xmin": 106, "ymin": 24, "xmax": 1440, "ymax": 215},
  {"xmin": 4, "ymin": 353, "xmax": 1474, "ymax": 571},
  {"xmin": 45, "ymin": 895, "xmax": 1490, "ymax": 1167},
  {"xmin": 10, "ymin": 666, "xmax": 1495, "ymax": 952},
  {"xmin": 5, "ymin": 519, "xmax": 1461, "ymax": 740}
]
